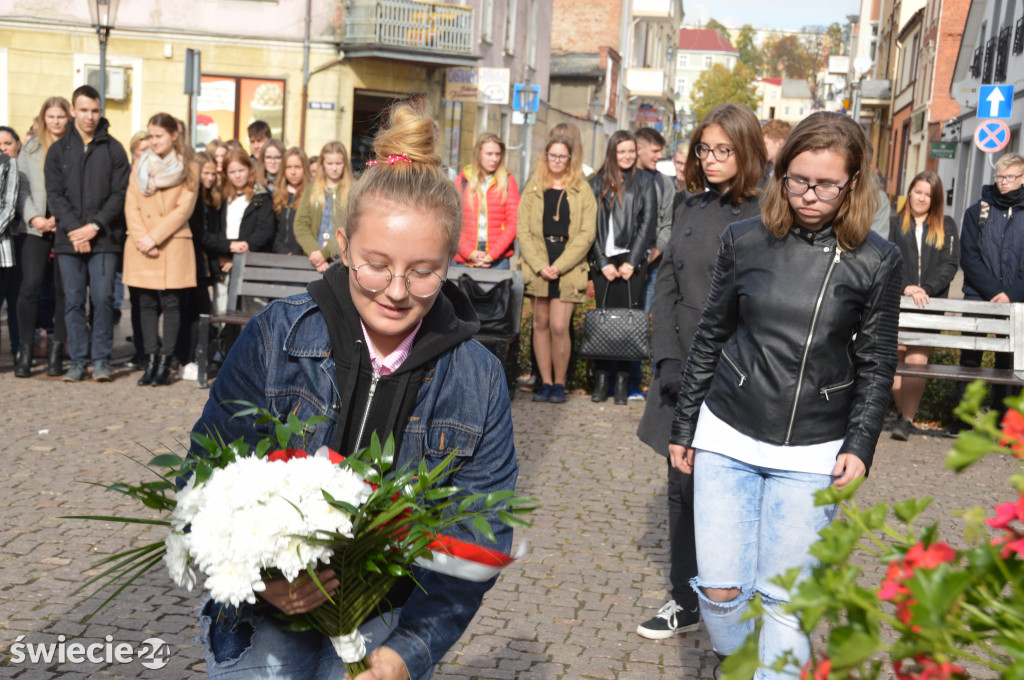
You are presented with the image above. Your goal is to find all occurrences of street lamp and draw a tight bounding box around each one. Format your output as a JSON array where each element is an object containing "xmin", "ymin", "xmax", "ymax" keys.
[
  {"xmin": 88, "ymin": 0, "xmax": 121, "ymax": 110},
  {"xmin": 589, "ymin": 93, "xmax": 603, "ymax": 169}
]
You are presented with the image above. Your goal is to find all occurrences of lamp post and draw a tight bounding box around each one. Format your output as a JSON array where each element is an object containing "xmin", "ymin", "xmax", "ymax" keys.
[
  {"xmin": 589, "ymin": 93, "xmax": 603, "ymax": 170},
  {"xmin": 88, "ymin": 0, "xmax": 121, "ymax": 110},
  {"xmin": 518, "ymin": 83, "xmax": 538, "ymax": 186}
]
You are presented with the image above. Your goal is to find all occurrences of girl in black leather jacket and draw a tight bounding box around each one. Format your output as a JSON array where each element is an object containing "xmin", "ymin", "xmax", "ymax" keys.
[
  {"xmin": 669, "ymin": 112, "xmax": 902, "ymax": 676},
  {"xmin": 587, "ymin": 130, "xmax": 657, "ymax": 404}
]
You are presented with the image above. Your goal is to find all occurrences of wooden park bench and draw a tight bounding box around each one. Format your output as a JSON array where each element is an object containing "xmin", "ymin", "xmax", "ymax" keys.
[
  {"xmin": 196, "ymin": 252, "xmax": 320, "ymax": 388},
  {"xmin": 896, "ymin": 296, "xmax": 1024, "ymax": 386}
]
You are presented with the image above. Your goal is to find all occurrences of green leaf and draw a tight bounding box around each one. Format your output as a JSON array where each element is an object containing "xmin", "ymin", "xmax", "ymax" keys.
[
  {"xmin": 148, "ymin": 453, "xmax": 183, "ymax": 468},
  {"xmin": 829, "ymin": 630, "xmax": 880, "ymax": 666},
  {"xmin": 893, "ymin": 498, "xmax": 933, "ymax": 524},
  {"xmin": 458, "ymin": 493, "xmax": 487, "ymax": 513},
  {"xmin": 946, "ymin": 431, "xmax": 997, "ymax": 472},
  {"xmin": 484, "ymin": 490, "xmax": 515, "ymax": 508},
  {"xmin": 194, "ymin": 462, "xmax": 213, "ymax": 485},
  {"xmin": 497, "ymin": 510, "xmax": 532, "ymax": 529},
  {"xmin": 472, "ymin": 515, "xmax": 496, "ymax": 543},
  {"xmin": 814, "ymin": 476, "xmax": 864, "ymax": 505}
]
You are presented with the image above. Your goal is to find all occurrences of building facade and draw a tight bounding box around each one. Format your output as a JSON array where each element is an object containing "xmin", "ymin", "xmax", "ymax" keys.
[
  {"xmin": 674, "ymin": 28, "xmax": 738, "ymax": 116},
  {"xmin": 0, "ymin": 0, "xmax": 551, "ymax": 175}
]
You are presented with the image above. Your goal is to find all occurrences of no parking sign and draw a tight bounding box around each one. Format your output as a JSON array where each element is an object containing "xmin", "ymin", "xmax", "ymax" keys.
[{"xmin": 974, "ymin": 119, "xmax": 1011, "ymax": 153}]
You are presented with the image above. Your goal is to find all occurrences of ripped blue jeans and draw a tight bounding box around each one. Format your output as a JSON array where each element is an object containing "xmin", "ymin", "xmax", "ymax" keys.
[
  {"xmin": 200, "ymin": 600, "xmax": 434, "ymax": 680},
  {"xmin": 691, "ymin": 449, "xmax": 837, "ymax": 680}
]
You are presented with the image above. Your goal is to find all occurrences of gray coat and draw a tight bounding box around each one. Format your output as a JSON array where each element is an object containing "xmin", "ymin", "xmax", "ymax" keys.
[
  {"xmin": 17, "ymin": 137, "xmax": 48, "ymax": 237},
  {"xmin": 636, "ymin": 188, "xmax": 762, "ymax": 456}
]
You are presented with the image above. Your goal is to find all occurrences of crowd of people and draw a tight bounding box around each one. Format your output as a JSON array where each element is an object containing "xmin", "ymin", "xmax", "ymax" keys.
[{"xmin": 4, "ymin": 87, "xmax": 1024, "ymax": 680}]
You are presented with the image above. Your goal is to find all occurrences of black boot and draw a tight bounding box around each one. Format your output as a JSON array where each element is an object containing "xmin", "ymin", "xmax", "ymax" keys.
[
  {"xmin": 46, "ymin": 340, "xmax": 65, "ymax": 377},
  {"xmin": 14, "ymin": 350, "xmax": 31, "ymax": 378},
  {"xmin": 152, "ymin": 354, "xmax": 174, "ymax": 386},
  {"xmin": 138, "ymin": 354, "xmax": 159, "ymax": 386},
  {"xmin": 591, "ymin": 371, "xmax": 610, "ymax": 403},
  {"xmin": 613, "ymin": 372, "xmax": 629, "ymax": 405}
]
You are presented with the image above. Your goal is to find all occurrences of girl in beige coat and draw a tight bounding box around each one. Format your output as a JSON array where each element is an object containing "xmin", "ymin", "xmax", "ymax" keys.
[
  {"xmin": 124, "ymin": 112, "xmax": 198, "ymax": 386},
  {"xmin": 517, "ymin": 133, "xmax": 597, "ymax": 403}
]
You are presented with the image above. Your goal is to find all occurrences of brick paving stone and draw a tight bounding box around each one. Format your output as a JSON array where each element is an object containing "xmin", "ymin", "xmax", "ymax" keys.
[{"xmin": 1, "ymin": 348, "xmax": 1014, "ymax": 678}]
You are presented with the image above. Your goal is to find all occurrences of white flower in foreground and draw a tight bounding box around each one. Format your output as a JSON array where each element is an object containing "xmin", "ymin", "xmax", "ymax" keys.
[
  {"xmin": 164, "ymin": 531, "xmax": 196, "ymax": 590},
  {"xmin": 166, "ymin": 454, "xmax": 372, "ymax": 606}
]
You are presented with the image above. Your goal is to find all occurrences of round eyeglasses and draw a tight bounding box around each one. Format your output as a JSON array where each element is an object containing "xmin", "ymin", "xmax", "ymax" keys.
[
  {"xmin": 694, "ymin": 143, "xmax": 734, "ymax": 162},
  {"xmin": 352, "ymin": 262, "xmax": 445, "ymax": 298},
  {"xmin": 995, "ymin": 173, "xmax": 1023, "ymax": 184},
  {"xmin": 782, "ymin": 176, "xmax": 849, "ymax": 201}
]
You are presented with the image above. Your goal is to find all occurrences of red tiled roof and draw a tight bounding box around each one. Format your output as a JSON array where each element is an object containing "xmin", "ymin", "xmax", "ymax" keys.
[
  {"xmin": 759, "ymin": 77, "xmax": 782, "ymax": 86},
  {"xmin": 678, "ymin": 28, "xmax": 738, "ymax": 53}
]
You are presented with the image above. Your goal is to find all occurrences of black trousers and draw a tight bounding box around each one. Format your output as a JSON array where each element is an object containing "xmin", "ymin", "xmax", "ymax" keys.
[
  {"xmin": 135, "ymin": 288, "xmax": 185, "ymax": 356},
  {"xmin": 591, "ymin": 256, "xmax": 646, "ymax": 376},
  {"xmin": 667, "ymin": 459, "xmax": 698, "ymax": 608},
  {"xmin": 16, "ymin": 233, "xmax": 65, "ymax": 351}
]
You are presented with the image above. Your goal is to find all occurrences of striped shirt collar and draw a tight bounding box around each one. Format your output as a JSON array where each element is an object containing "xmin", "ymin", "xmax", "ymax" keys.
[{"xmin": 359, "ymin": 319, "xmax": 423, "ymax": 376}]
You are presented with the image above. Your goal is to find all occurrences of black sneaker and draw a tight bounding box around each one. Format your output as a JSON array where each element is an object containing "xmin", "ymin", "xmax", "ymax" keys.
[
  {"xmin": 532, "ymin": 384, "xmax": 552, "ymax": 402},
  {"xmin": 549, "ymin": 384, "xmax": 566, "ymax": 404},
  {"xmin": 636, "ymin": 600, "xmax": 700, "ymax": 639},
  {"xmin": 891, "ymin": 417, "xmax": 913, "ymax": 441}
]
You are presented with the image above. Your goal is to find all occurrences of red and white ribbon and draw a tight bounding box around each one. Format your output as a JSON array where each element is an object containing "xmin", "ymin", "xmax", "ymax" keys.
[{"xmin": 415, "ymin": 535, "xmax": 526, "ymax": 582}]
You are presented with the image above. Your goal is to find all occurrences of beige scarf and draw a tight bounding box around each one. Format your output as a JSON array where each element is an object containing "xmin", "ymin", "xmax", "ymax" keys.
[{"xmin": 136, "ymin": 149, "xmax": 186, "ymax": 196}]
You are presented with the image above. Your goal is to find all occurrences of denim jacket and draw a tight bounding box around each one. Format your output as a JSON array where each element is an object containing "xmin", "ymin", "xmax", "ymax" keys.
[{"xmin": 191, "ymin": 291, "xmax": 518, "ymax": 679}]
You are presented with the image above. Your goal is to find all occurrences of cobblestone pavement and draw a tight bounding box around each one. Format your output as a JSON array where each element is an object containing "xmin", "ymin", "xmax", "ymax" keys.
[{"xmin": 0, "ymin": 346, "xmax": 1015, "ymax": 679}]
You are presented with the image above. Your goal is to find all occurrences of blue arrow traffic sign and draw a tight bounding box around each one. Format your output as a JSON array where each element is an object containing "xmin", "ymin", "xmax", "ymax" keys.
[
  {"xmin": 979, "ymin": 85, "xmax": 1014, "ymax": 119},
  {"xmin": 975, "ymin": 119, "xmax": 1011, "ymax": 153}
]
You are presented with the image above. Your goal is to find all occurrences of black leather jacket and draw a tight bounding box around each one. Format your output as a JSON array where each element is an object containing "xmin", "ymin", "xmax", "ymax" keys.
[
  {"xmin": 588, "ymin": 168, "xmax": 658, "ymax": 270},
  {"xmin": 670, "ymin": 217, "xmax": 903, "ymax": 471}
]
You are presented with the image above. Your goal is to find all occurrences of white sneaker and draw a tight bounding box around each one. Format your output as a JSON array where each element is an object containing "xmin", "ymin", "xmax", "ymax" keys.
[{"xmin": 180, "ymin": 362, "xmax": 198, "ymax": 381}]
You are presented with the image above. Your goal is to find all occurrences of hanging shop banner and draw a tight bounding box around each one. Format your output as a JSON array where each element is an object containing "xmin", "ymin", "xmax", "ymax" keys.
[
  {"xmin": 445, "ymin": 68, "xmax": 479, "ymax": 102},
  {"xmin": 479, "ymin": 68, "xmax": 511, "ymax": 105}
]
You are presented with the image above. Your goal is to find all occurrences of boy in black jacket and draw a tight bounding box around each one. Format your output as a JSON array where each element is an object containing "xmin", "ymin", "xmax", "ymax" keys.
[{"xmin": 44, "ymin": 85, "xmax": 129, "ymax": 382}]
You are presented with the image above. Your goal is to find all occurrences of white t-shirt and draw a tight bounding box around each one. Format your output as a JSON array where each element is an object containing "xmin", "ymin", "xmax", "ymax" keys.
[
  {"xmin": 692, "ymin": 402, "xmax": 843, "ymax": 476},
  {"xmin": 476, "ymin": 175, "xmax": 492, "ymax": 247},
  {"xmin": 225, "ymin": 195, "xmax": 250, "ymax": 241},
  {"xmin": 604, "ymin": 213, "xmax": 629, "ymax": 258}
]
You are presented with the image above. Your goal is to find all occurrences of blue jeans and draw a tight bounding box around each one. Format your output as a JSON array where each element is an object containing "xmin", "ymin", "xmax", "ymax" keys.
[
  {"xmin": 691, "ymin": 449, "xmax": 836, "ymax": 680},
  {"xmin": 201, "ymin": 602, "xmax": 434, "ymax": 680},
  {"xmin": 58, "ymin": 252, "xmax": 118, "ymax": 365}
]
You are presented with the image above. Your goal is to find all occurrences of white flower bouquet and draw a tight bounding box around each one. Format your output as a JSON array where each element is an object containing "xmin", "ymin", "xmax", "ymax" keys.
[{"xmin": 65, "ymin": 404, "xmax": 534, "ymax": 676}]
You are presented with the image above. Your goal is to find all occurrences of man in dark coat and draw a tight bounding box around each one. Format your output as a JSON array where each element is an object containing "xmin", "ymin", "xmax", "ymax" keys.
[{"xmin": 45, "ymin": 85, "xmax": 129, "ymax": 382}]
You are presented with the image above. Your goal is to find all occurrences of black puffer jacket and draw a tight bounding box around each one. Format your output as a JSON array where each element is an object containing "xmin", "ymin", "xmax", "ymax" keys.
[
  {"xmin": 44, "ymin": 118, "xmax": 129, "ymax": 255},
  {"xmin": 205, "ymin": 185, "xmax": 275, "ymax": 254},
  {"xmin": 670, "ymin": 217, "xmax": 903, "ymax": 471},
  {"xmin": 587, "ymin": 168, "xmax": 657, "ymax": 270}
]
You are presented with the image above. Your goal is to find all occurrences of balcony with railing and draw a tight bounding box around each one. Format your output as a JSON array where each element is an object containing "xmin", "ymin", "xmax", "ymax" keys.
[
  {"xmin": 344, "ymin": 0, "xmax": 473, "ymax": 54},
  {"xmin": 1015, "ymin": 16, "xmax": 1024, "ymax": 55},
  {"xmin": 626, "ymin": 68, "xmax": 673, "ymax": 99},
  {"xmin": 970, "ymin": 45, "xmax": 982, "ymax": 78},
  {"xmin": 996, "ymin": 25, "xmax": 1011, "ymax": 81},
  {"xmin": 983, "ymin": 36, "xmax": 995, "ymax": 83}
]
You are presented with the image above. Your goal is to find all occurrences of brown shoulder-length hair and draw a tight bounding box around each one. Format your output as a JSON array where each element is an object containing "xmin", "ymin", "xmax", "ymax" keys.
[
  {"xmin": 530, "ymin": 133, "xmax": 584, "ymax": 192},
  {"xmin": 760, "ymin": 112, "xmax": 877, "ymax": 251},
  {"xmin": 899, "ymin": 170, "xmax": 947, "ymax": 249},
  {"xmin": 595, "ymin": 130, "xmax": 637, "ymax": 203},
  {"xmin": 33, "ymin": 96, "xmax": 72, "ymax": 153},
  {"xmin": 194, "ymin": 151, "xmax": 224, "ymax": 209},
  {"xmin": 148, "ymin": 112, "xmax": 197, "ymax": 192},
  {"xmin": 272, "ymin": 146, "xmax": 311, "ymax": 214},
  {"xmin": 682, "ymin": 103, "xmax": 766, "ymax": 203},
  {"xmin": 223, "ymin": 147, "xmax": 257, "ymax": 203}
]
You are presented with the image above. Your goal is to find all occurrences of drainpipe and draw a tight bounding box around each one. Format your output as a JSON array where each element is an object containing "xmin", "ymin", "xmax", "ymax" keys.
[{"xmin": 300, "ymin": 0, "xmax": 345, "ymax": 150}]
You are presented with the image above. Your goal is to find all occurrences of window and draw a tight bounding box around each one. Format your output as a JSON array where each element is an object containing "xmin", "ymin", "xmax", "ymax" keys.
[
  {"xmin": 677, "ymin": 79, "xmax": 685, "ymax": 96},
  {"xmin": 785, "ymin": 106, "xmax": 790, "ymax": 116},
  {"xmin": 704, "ymin": 55, "xmax": 713, "ymax": 68},
  {"xmin": 480, "ymin": 0, "xmax": 493, "ymax": 42},
  {"xmin": 678, "ymin": 54, "xmax": 688, "ymax": 68},
  {"xmin": 504, "ymin": 0, "xmax": 518, "ymax": 54}
]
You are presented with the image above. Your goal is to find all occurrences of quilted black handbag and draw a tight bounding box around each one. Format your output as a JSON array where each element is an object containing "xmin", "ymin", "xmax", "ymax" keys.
[
  {"xmin": 578, "ymin": 283, "xmax": 651, "ymax": 361},
  {"xmin": 456, "ymin": 273, "xmax": 514, "ymax": 336}
]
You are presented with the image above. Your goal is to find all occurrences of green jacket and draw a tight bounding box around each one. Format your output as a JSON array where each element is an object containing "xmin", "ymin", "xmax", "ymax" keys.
[
  {"xmin": 517, "ymin": 178, "xmax": 597, "ymax": 302},
  {"xmin": 293, "ymin": 184, "xmax": 346, "ymax": 260}
]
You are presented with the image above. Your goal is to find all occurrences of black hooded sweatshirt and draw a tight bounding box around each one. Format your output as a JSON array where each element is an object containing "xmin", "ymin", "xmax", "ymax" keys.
[
  {"xmin": 307, "ymin": 264, "xmax": 480, "ymax": 613},
  {"xmin": 307, "ymin": 264, "xmax": 480, "ymax": 459}
]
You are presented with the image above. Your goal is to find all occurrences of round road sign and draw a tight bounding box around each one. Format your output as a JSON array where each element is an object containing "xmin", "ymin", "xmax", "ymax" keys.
[{"xmin": 974, "ymin": 119, "xmax": 1011, "ymax": 153}]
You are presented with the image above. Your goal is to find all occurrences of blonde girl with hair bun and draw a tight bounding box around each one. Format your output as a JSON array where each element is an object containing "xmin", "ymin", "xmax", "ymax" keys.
[{"xmin": 190, "ymin": 101, "xmax": 519, "ymax": 680}]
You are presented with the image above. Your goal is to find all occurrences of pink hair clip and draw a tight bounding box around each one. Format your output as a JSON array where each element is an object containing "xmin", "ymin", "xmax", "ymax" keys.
[{"xmin": 366, "ymin": 154, "xmax": 413, "ymax": 167}]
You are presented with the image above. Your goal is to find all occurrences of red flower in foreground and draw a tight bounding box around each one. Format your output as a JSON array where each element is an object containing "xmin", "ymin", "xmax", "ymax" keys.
[
  {"xmin": 986, "ymin": 495, "xmax": 1024, "ymax": 559},
  {"xmin": 1000, "ymin": 409, "xmax": 1024, "ymax": 457},
  {"xmin": 894, "ymin": 655, "xmax": 966, "ymax": 680},
  {"xmin": 800, "ymin": 657, "xmax": 831, "ymax": 680},
  {"xmin": 878, "ymin": 542, "xmax": 956, "ymax": 629},
  {"xmin": 268, "ymin": 449, "xmax": 308, "ymax": 462}
]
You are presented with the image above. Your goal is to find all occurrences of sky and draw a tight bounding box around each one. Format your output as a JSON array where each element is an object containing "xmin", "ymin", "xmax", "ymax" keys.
[{"xmin": 685, "ymin": 1, "xmax": 861, "ymax": 32}]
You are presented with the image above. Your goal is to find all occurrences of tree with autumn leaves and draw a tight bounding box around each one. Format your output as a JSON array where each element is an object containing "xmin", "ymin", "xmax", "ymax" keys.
[
  {"xmin": 719, "ymin": 380, "xmax": 1024, "ymax": 680},
  {"xmin": 689, "ymin": 63, "xmax": 760, "ymax": 123}
]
